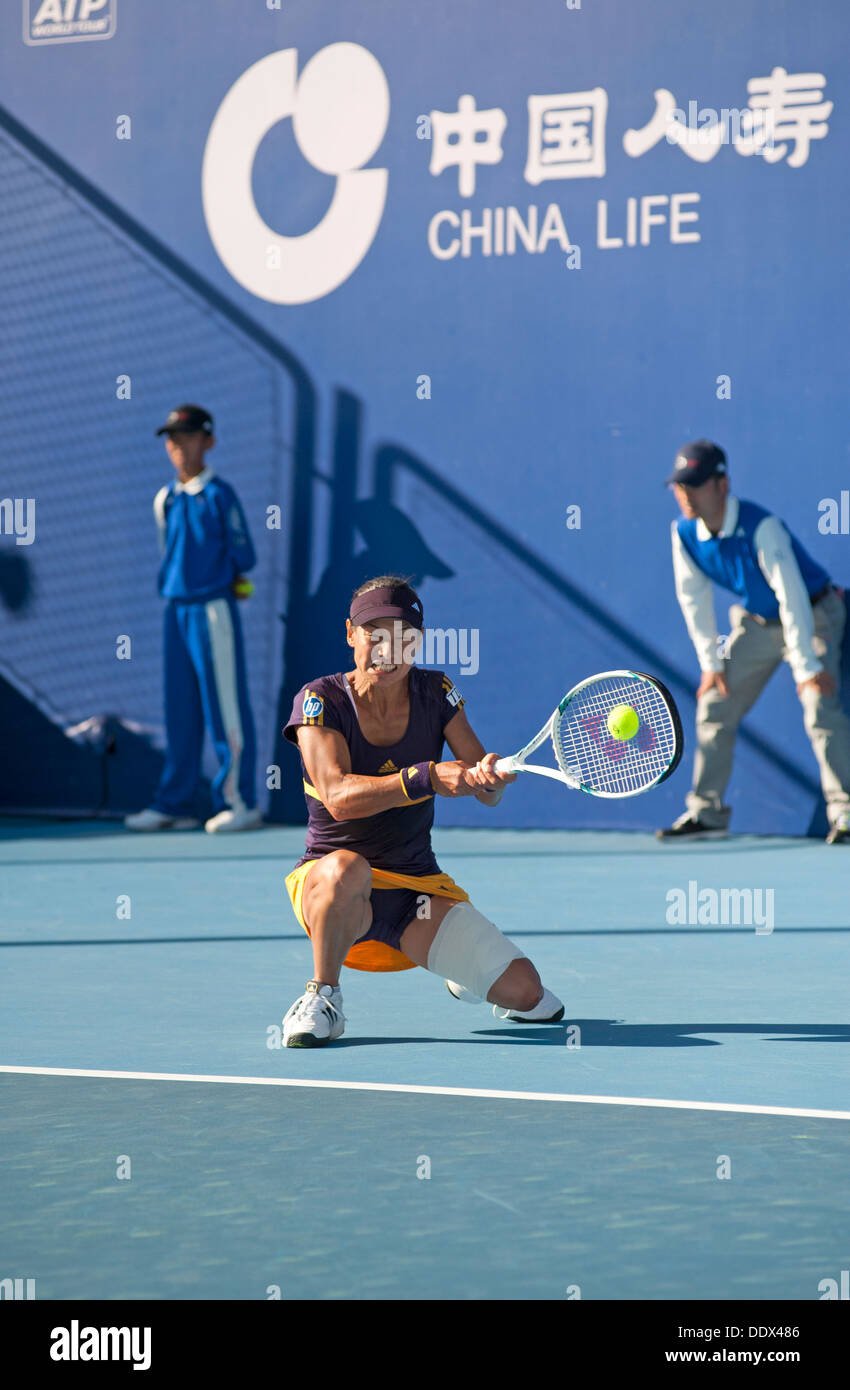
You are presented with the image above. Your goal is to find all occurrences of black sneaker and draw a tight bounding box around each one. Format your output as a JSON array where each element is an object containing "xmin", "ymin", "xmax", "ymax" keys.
[
  {"xmin": 826, "ymin": 817, "xmax": 850, "ymax": 845},
  {"xmin": 656, "ymin": 815, "xmax": 728, "ymax": 841}
]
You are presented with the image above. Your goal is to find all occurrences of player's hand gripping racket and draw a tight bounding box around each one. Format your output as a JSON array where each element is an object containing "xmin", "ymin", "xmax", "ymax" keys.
[{"xmin": 494, "ymin": 670, "xmax": 683, "ymax": 798}]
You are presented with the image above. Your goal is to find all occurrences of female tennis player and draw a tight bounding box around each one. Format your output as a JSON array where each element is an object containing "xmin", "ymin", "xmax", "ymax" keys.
[{"xmin": 281, "ymin": 575, "xmax": 564, "ymax": 1047}]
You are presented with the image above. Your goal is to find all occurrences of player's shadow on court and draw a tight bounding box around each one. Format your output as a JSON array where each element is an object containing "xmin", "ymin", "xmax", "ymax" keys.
[
  {"xmin": 470, "ymin": 1020, "xmax": 850, "ymax": 1047},
  {"xmin": 334, "ymin": 1027, "xmax": 569, "ymax": 1048},
  {"xmin": 338, "ymin": 1021, "xmax": 850, "ymax": 1048}
]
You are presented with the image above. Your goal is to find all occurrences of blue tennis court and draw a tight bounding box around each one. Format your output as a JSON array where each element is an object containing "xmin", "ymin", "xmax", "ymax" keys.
[{"xmin": 2, "ymin": 819, "xmax": 847, "ymax": 1301}]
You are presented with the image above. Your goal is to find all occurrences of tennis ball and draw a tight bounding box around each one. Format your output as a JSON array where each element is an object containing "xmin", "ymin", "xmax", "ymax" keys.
[
  {"xmin": 233, "ymin": 579, "xmax": 254, "ymax": 598},
  {"xmin": 607, "ymin": 704, "xmax": 639, "ymax": 740}
]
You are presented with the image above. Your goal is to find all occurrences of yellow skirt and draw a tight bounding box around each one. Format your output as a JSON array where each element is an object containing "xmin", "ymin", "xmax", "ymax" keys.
[{"xmin": 284, "ymin": 860, "xmax": 470, "ymax": 972}]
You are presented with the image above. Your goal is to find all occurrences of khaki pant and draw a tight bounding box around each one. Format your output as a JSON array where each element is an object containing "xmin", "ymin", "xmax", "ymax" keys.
[{"xmin": 686, "ymin": 588, "xmax": 850, "ymax": 829}]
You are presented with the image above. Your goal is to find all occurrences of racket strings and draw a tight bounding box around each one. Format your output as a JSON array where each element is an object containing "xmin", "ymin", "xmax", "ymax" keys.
[{"xmin": 553, "ymin": 676, "xmax": 676, "ymax": 795}]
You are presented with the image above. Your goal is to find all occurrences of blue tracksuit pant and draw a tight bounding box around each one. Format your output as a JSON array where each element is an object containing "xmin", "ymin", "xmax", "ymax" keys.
[{"xmin": 153, "ymin": 595, "xmax": 257, "ymax": 817}]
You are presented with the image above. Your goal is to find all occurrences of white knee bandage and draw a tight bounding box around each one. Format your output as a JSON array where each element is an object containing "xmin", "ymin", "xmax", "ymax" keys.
[{"xmin": 426, "ymin": 902, "xmax": 525, "ymax": 1002}]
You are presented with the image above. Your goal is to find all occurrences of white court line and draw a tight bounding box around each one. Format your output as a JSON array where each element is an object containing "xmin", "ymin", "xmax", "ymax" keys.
[{"xmin": 0, "ymin": 1065, "xmax": 848, "ymax": 1121}]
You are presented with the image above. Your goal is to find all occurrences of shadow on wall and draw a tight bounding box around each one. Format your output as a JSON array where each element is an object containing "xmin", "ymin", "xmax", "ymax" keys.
[{"xmin": 0, "ymin": 549, "xmax": 32, "ymax": 614}]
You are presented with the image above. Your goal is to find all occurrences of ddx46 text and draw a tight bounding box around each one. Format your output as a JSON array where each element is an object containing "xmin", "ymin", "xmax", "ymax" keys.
[{"xmin": 678, "ymin": 1327, "xmax": 799, "ymax": 1340}]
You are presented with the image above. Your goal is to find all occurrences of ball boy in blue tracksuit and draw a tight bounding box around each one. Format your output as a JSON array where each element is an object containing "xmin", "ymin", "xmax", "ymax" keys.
[{"xmin": 126, "ymin": 404, "xmax": 262, "ymax": 833}]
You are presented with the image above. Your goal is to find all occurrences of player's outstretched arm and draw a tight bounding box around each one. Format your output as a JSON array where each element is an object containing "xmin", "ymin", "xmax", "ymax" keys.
[{"xmin": 297, "ymin": 725, "xmax": 477, "ymax": 819}]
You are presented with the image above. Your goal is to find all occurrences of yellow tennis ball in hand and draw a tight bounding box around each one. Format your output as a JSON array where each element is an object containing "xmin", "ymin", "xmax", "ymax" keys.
[
  {"xmin": 233, "ymin": 578, "xmax": 254, "ymax": 598},
  {"xmin": 607, "ymin": 704, "xmax": 639, "ymax": 740}
]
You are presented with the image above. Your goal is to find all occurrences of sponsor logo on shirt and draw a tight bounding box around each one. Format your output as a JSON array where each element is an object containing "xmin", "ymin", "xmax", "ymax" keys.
[
  {"xmin": 302, "ymin": 692, "xmax": 324, "ymax": 723},
  {"xmin": 442, "ymin": 676, "xmax": 464, "ymax": 708},
  {"xmin": 377, "ymin": 759, "xmax": 398, "ymax": 774}
]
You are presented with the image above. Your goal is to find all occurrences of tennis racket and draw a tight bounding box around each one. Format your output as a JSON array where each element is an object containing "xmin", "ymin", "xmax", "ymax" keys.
[{"xmin": 493, "ymin": 670, "xmax": 683, "ymax": 798}]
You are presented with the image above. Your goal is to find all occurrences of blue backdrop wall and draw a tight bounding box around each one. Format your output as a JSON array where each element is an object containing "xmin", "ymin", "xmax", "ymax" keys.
[{"xmin": 1, "ymin": 0, "xmax": 847, "ymax": 832}]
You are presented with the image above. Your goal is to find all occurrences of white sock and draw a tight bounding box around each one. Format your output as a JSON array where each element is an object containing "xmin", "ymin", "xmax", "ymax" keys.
[{"xmin": 497, "ymin": 986, "xmax": 563, "ymax": 1020}]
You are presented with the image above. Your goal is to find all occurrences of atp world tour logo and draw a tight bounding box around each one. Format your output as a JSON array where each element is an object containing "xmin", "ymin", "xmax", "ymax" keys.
[
  {"xmin": 24, "ymin": 0, "xmax": 116, "ymax": 44},
  {"xmin": 203, "ymin": 44, "xmax": 390, "ymax": 305}
]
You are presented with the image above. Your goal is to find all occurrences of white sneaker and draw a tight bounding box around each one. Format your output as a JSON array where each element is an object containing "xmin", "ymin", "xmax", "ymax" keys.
[
  {"xmin": 493, "ymin": 987, "xmax": 564, "ymax": 1023},
  {"xmin": 283, "ymin": 981, "xmax": 346, "ymax": 1048},
  {"xmin": 124, "ymin": 808, "xmax": 201, "ymax": 832},
  {"xmin": 204, "ymin": 806, "xmax": 263, "ymax": 834},
  {"xmin": 446, "ymin": 979, "xmax": 484, "ymax": 1005}
]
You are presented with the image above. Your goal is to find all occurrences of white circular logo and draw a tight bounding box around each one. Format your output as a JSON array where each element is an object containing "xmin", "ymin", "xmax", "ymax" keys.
[{"xmin": 202, "ymin": 44, "xmax": 390, "ymax": 305}]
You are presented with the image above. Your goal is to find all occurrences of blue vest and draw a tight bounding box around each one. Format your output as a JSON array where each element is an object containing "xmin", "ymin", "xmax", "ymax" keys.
[
  {"xmin": 676, "ymin": 499, "xmax": 829, "ymax": 620},
  {"xmin": 157, "ymin": 475, "xmax": 256, "ymax": 601}
]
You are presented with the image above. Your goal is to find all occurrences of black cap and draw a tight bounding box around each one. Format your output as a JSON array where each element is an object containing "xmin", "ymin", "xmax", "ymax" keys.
[
  {"xmin": 666, "ymin": 440, "xmax": 727, "ymax": 487},
  {"xmin": 155, "ymin": 404, "xmax": 214, "ymax": 436},
  {"xmin": 349, "ymin": 583, "xmax": 425, "ymax": 631}
]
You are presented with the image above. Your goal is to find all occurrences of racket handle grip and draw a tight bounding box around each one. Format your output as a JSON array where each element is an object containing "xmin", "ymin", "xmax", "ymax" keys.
[{"xmin": 494, "ymin": 756, "xmax": 518, "ymax": 774}]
